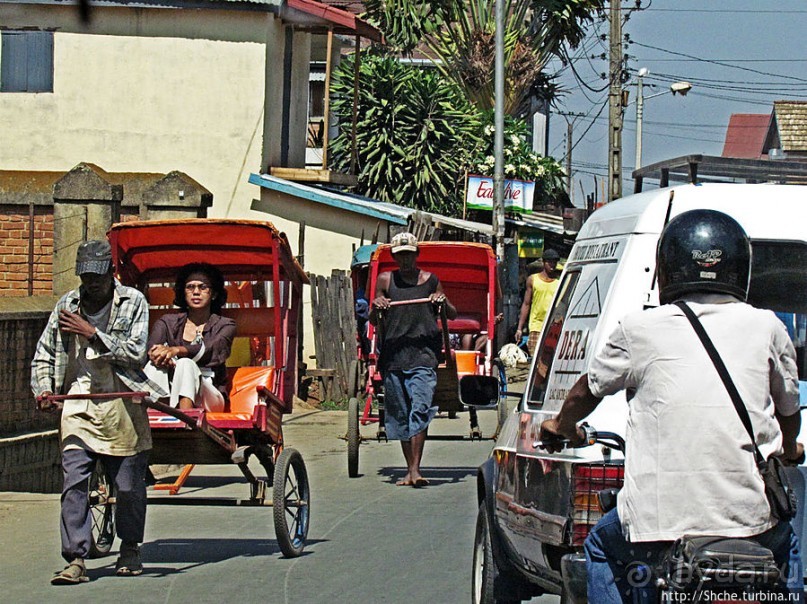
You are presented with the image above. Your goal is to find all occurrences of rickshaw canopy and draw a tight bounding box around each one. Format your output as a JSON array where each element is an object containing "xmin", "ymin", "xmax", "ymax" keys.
[
  {"xmin": 108, "ymin": 219, "xmax": 308, "ymax": 287},
  {"xmin": 370, "ymin": 242, "xmax": 501, "ymax": 299}
]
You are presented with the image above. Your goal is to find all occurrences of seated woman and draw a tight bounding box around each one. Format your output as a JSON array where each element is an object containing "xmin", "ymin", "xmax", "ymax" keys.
[{"xmin": 145, "ymin": 263, "xmax": 236, "ymax": 411}]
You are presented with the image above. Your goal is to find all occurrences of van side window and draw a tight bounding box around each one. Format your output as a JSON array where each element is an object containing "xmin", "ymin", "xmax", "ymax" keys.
[
  {"xmin": 526, "ymin": 270, "xmax": 581, "ymax": 407},
  {"xmin": 747, "ymin": 241, "xmax": 807, "ymax": 381}
]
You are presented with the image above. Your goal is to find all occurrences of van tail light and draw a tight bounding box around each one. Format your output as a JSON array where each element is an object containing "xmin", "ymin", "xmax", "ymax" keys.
[{"xmin": 570, "ymin": 464, "xmax": 624, "ymax": 546}]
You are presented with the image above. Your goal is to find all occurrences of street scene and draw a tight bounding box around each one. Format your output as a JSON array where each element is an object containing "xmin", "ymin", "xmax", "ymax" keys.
[
  {"xmin": 2, "ymin": 1, "xmax": 807, "ymax": 603},
  {"xmin": 1, "ymin": 402, "xmax": 557, "ymax": 604}
]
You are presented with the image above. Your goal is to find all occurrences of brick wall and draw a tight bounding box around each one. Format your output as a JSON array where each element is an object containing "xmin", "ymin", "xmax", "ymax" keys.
[
  {"xmin": 0, "ymin": 207, "xmax": 54, "ymax": 297},
  {"xmin": 0, "ymin": 431, "xmax": 61, "ymax": 493},
  {"xmin": 0, "ymin": 312, "xmax": 55, "ymax": 436}
]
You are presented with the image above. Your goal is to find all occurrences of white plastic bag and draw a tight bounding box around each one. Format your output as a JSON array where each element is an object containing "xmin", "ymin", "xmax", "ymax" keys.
[{"xmin": 499, "ymin": 343, "xmax": 528, "ymax": 368}]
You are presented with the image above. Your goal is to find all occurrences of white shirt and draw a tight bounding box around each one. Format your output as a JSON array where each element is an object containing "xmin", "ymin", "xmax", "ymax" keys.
[{"xmin": 588, "ymin": 294, "xmax": 800, "ymax": 542}]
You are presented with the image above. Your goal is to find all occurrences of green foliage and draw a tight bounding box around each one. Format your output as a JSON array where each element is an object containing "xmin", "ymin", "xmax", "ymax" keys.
[
  {"xmin": 362, "ymin": 0, "xmax": 462, "ymax": 55},
  {"xmin": 469, "ymin": 115, "xmax": 568, "ymax": 207},
  {"xmin": 364, "ymin": 0, "xmax": 604, "ymax": 115},
  {"xmin": 330, "ymin": 53, "xmax": 482, "ymax": 216}
]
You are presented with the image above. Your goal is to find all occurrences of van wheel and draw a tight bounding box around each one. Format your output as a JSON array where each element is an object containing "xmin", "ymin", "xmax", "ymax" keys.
[{"xmin": 472, "ymin": 503, "xmax": 521, "ymax": 604}]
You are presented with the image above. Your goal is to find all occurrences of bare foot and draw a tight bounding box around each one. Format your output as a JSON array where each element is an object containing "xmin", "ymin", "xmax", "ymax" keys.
[
  {"xmin": 396, "ymin": 474, "xmax": 413, "ymax": 486},
  {"xmin": 413, "ymin": 477, "xmax": 429, "ymax": 488}
]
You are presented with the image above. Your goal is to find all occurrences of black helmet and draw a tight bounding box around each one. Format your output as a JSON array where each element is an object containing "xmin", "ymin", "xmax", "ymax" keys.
[{"xmin": 656, "ymin": 209, "xmax": 751, "ymax": 305}]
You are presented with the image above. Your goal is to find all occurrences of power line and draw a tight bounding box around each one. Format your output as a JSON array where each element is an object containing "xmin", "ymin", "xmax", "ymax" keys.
[
  {"xmin": 631, "ymin": 41, "xmax": 807, "ymax": 83},
  {"xmin": 643, "ymin": 8, "xmax": 807, "ymax": 14}
]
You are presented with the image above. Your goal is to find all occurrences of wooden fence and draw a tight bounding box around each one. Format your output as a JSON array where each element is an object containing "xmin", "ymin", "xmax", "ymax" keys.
[{"xmin": 309, "ymin": 270, "xmax": 359, "ymax": 402}]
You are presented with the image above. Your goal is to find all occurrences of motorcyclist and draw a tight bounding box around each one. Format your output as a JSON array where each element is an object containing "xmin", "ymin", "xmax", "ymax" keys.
[{"xmin": 539, "ymin": 209, "xmax": 804, "ymax": 602}]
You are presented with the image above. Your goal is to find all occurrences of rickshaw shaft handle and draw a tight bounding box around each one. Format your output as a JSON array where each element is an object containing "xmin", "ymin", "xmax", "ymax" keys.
[
  {"xmin": 387, "ymin": 297, "xmax": 433, "ymax": 307},
  {"xmin": 41, "ymin": 392, "xmax": 150, "ymax": 401}
]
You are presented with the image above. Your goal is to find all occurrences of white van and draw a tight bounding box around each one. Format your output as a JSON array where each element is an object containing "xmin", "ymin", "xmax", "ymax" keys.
[{"xmin": 471, "ymin": 181, "xmax": 807, "ymax": 603}]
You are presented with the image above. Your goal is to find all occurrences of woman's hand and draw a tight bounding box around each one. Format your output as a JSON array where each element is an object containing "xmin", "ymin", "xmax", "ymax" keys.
[
  {"xmin": 428, "ymin": 293, "xmax": 447, "ymax": 306},
  {"xmin": 148, "ymin": 344, "xmax": 181, "ymax": 368}
]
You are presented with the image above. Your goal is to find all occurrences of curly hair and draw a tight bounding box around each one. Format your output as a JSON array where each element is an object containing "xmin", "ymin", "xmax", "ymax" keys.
[{"xmin": 173, "ymin": 263, "xmax": 227, "ymax": 314}]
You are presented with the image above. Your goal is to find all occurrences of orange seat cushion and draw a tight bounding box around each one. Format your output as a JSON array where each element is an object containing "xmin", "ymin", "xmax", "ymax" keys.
[{"xmin": 227, "ymin": 366, "xmax": 275, "ymax": 415}]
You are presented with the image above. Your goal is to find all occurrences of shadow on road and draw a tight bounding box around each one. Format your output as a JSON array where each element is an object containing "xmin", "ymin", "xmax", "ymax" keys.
[
  {"xmin": 86, "ymin": 537, "xmax": 327, "ymax": 579},
  {"xmin": 376, "ymin": 466, "xmax": 478, "ymax": 486}
]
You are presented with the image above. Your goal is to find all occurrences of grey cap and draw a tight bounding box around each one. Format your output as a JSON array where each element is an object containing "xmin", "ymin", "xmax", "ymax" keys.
[
  {"xmin": 542, "ymin": 249, "xmax": 560, "ymax": 262},
  {"xmin": 75, "ymin": 240, "xmax": 112, "ymax": 275}
]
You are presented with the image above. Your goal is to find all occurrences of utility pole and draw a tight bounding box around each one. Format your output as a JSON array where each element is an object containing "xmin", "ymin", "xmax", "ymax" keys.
[
  {"xmin": 607, "ymin": 0, "xmax": 623, "ymax": 202},
  {"xmin": 558, "ymin": 111, "xmax": 584, "ymax": 207},
  {"xmin": 566, "ymin": 120, "xmax": 573, "ymax": 203},
  {"xmin": 493, "ymin": 0, "xmax": 505, "ymax": 260},
  {"xmin": 635, "ymin": 68, "xmax": 645, "ymax": 171}
]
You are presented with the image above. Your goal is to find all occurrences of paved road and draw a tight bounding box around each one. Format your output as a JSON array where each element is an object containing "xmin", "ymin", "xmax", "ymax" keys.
[{"xmin": 0, "ymin": 402, "xmax": 558, "ymax": 604}]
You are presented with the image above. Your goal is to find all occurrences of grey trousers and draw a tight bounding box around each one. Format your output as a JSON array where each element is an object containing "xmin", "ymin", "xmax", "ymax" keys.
[{"xmin": 60, "ymin": 448, "xmax": 149, "ymax": 562}]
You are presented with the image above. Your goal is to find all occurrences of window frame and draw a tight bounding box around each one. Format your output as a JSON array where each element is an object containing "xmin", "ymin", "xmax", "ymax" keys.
[{"xmin": 0, "ymin": 29, "xmax": 54, "ymax": 93}]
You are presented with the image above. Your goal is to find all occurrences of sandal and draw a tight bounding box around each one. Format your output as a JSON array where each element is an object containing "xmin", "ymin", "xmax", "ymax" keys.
[
  {"xmin": 51, "ymin": 560, "xmax": 88, "ymax": 585},
  {"xmin": 115, "ymin": 543, "xmax": 143, "ymax": 576}
]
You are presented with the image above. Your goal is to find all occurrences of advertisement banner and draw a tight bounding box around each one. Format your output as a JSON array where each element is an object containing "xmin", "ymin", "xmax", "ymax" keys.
[
  {"xmin": 465, "ymin": 174, "xmax": 534, "ymax": 214},
  {"xmin": 517, "ymin": 230, "xmax": 544, "ymax": 258}
]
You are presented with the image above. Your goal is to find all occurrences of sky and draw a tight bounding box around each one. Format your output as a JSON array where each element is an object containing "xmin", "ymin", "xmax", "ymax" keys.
[{"xmin": 544, "ymin": 0, "xmax": 807, "ymax": 206}]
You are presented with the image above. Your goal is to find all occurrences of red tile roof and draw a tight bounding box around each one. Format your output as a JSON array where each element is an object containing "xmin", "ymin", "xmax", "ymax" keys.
[{"xmin": 722, "ymin": 113, "xmax": 771, "ymax": 159}]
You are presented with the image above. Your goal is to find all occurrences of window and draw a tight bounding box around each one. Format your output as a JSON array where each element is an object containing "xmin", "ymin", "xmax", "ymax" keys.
[
  {"xmin": 526, "ymin": 270, "xmax": 582, "ymax": 407},
  {"xmin": 1, "ymin": 30, "xmax": 54, "ymax": 93},
  {"xmin": 748, "ymin": 240, "xmax": 807, "ymax": 380}
]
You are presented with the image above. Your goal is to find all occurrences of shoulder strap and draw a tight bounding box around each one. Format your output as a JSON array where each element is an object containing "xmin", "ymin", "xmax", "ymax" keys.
[{"xmin": 674, "ymin": 301, "xmax": 766, "ymax": 466}]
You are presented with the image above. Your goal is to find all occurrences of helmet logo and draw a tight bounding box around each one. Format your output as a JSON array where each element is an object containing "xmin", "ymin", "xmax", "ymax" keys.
[{"xmin": 692, "ymin": 249, "xmax": 722, "ymax": 268}]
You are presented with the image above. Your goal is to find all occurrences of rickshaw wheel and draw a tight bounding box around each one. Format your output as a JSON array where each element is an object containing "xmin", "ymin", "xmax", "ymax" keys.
[
  {"xmin": 88, "ymin": 460, "xmax": 116, "ymax": 558},
  {"xmin": 347, "ymin": 397, "xmax": 360, "ymax": 477},
  {"xmin": 273, "ymin": 448, "xmax": 310, "ymax": 558}
]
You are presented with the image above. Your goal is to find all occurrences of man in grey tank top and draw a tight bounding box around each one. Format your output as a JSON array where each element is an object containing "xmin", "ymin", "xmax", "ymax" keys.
[{"xmin": 370, "ymin": 232, "xmax": 457, "ymax": 487}]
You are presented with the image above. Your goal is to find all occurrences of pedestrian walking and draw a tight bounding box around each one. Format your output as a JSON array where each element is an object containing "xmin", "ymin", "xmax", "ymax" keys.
[
  {"xmin": 515, "ymin": 249, "xmax": 560, "ymax": 355},
  {"xmin": 31, "ymin": 240, "xmax": 164, "ymax": 584}
]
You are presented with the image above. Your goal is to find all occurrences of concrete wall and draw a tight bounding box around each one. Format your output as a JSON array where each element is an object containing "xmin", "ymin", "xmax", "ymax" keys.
[{"xmin": 0, "ymin": 4, "xmax": 315, "ymax": 220}]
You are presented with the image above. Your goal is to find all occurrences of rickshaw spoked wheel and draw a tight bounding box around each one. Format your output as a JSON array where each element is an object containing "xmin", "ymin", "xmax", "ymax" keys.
[
  {"xmin": 272, "ymin": 448, "xmax": 310, "ymax": 558},
  {"xmin": 347, "ymin": 397, "xmax": 360, "ymax": 477},
  {"xmin": 88, "ymin": 459, "xmax": 116, "ymax": 558}
]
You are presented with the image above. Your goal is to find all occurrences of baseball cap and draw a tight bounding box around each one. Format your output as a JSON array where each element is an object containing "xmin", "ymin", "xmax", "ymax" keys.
[
  {"xmin": 75, "ymin": 240, "xmax": 112, "ymax": 275},
  {"xmin": 390, "ymin": 232, "xmax": 418, "ymax": 254},
  {"xmin": 542, "ymin": 249, "xmax": 560, "ymax": 262}
]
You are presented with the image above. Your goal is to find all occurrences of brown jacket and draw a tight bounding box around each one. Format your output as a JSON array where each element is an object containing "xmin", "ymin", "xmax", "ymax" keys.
[{"xmin": 147, "ymin": 313, "xmax": 236, "ymax": 398}]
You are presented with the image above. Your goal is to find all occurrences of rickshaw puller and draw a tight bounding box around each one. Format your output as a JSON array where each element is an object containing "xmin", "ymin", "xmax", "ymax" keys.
[
  {"xmin": 370, "ymin": 232, "xmax": 457, "ymax": 487},
  {"xmin": 31, "ymin": 240, "xmax": 166, "ymax": 584}
]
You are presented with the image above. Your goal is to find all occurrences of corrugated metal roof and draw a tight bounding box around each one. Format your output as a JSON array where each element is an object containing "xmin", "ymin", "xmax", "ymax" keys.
[
  {"xmin": 249, "ymin": 172, "xmax": 409, "ymax": 224},
  {"xmin": 249, "ymin": 172, "xmax": 568, "ymax": 237},
  {"xmin": 772, "ymin": 101, "xmax": 807, "ymax": 152},
  {"xmin": 0, "ymin": 0, "xmax": 381, "ymax": 39},
  {"xmin": 721, "ymin": 113, "xmax": 770, "ymax": 159}
]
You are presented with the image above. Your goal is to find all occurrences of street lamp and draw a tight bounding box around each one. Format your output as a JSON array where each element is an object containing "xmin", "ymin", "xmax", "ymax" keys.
[{"xmin": 635, "ymin": 68, "xmax": 692, "ymax": 170}]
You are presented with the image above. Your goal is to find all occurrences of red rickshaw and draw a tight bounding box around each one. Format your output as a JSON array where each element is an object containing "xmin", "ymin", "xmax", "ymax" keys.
[
  {"xmin": 347, "ymin": 241, "xmax": 506, "ymax": 477},
  {"xmin": 83, "ymin": 219, "xmax": 311, "ymax": 558}
]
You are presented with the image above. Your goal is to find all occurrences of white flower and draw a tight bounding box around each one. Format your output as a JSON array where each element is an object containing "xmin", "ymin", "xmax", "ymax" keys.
[
  {"xmin": 505, "ymin": 163, "xmax": 516, "ymax": 175},
  {"xmin": 484, "ymin": 125, "xmax": 495, "ymax": 136},
  {"xmin": 510, "ymin": 134, "xmax": 521, "ymax": 147},
  {"xmin": 534, "ymin": 165, "xmax": 546, "ymax": 177}
]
